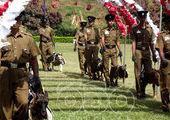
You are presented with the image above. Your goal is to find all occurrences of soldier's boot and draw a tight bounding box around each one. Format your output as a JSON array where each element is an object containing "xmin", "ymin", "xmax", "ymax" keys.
[
  {"xmin": 105, "ymin": 83, "xmax": 110, "ymax": 88},
  {"xmin": 110, "ymin": 78, "xmax": 116, "ymax": 87},
  {"xmin": 161, "ymin": 89, "xmax": 170, "ymax": 112}
]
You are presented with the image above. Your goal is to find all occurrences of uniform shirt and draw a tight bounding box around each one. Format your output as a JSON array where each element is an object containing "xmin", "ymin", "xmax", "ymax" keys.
[
  {"xmin": 85, "ymin": 26, "xmax": 100, "ymax": 43},
  {"xmin": 156, "ymin": 32, "xmax": 170, "ymax": 55},
  {"xmin": 100, "ymin": 27, "xmax": 120, "ymax": 46},
  {"xmin": 0, "ymin": 30, "xmax": 41, "ymax": 64},
  {"xmin": 131, "ymin": 25, "xmax": 153, "ymax": 48},
  {"xmin": 39, "ymin": 26, "xmax": 53, "ymax": 42},
  {"xmin": 75, "ymin": 29, "xmax": 86, "ymax": 44}
]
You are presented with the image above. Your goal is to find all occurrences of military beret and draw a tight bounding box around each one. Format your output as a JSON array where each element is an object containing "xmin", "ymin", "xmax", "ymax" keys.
[
  {"xmin": 105, "ymin": 14, "xmax": 115, "ymax": 21},
  {"xmin": 80, "ymin": 22, "xmax": 87, "ymax": 27},
  {"xmin": 137, "ymin": 11, "xmax": 148, "ymax": 18},
  {"xmin": 41, "ymin": 17, "xmax": 48, "ymax": 23},
  {"xmin": 162, "ymin": 15, "xmax": 170, "ymax": 23},
  {"xmin": 87, "ymin": 16, "xmax": 96, "ymax": 22}
]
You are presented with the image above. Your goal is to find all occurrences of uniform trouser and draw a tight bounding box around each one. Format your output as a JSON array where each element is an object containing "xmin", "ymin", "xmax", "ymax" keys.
[
  {"xmin": 134, "ymin": 50, "xmax": 152, "ymax": 96},
  {"xmin": 40, "ymin": 42, "xmax": 53, "ymax": 71},
  {"xmin": 78, "ymin": 47, "xmax": 86, "ymax": 74},
  {"xmin": 160, "ymin": 59, "xmax": 170, "ymax": 110},
  {"xmin": 85, "ymin": 45, "xmax": 99, "ymax": 77},
  {"xmin": 102, "ymin": 48, "xmax": 117, "ymax": 84},
  {"xmin": 0, "ymin": 67, "xmax": 29, "ymax": 120}
]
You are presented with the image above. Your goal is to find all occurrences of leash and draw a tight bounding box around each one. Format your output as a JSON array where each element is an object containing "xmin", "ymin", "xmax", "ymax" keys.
[{"xmin": 123, "ymin": 26, "xmax": 127, "ymax": 66}]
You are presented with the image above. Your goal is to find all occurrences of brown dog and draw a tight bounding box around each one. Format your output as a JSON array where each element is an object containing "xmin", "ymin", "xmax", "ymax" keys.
[
  {"xmin": 141, "ymin": 69, "xmax": 160, "ymax": 98},
  {"xmin": 29, "ymin": 91, "xmax": 49, "ymax": 120},
  {"xmin": 110, "ymin": 65, "xmax": 128, "ymax": 86}
]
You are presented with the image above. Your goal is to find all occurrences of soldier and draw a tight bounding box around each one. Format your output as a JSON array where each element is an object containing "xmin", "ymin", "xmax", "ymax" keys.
[
  {"xmin": 0, "ymin": 13, "xmax": 41, "ymax": 120},
  {"xmin": 84, "ymin": 16, "xmax": 100, "ymax": 79},
  {"xmin": 100, "ymin": 14, "xmax": 122, "ymax": 87},
  {"xmin": 131, "ymin": 11, "xmax": 157, "ymax": 98},
  {"xmin": 39, "ymin": 18, "xmax": 55, "ymax": 71},
  {"xmin": 74, "ymin": 21, "xmax": 87, "ymax": 76},
  {"xmin": 156, "ymin": 15, "xmax": 170, "ymax": 112}
]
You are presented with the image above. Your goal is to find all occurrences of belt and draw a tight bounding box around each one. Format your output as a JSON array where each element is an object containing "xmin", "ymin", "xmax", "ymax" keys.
[
  {"xmin": 165, "ymin": 54, "xmax": 170, "ymax": 60},
  {"xmin": 87, "ymin": 41, "xmax": 98, "ymax": 45},
  {"xmin": 78, "ymin": 43, "xmax": 85, "ymax": 46},
  {"xmin": 136, "ymin": 46, "xmax": 149, "ymax": 51},
  {"xmin": 105, "ymin": 45, "xmax": 116, "ymax": 49},
  {"xmin": 41, "ymin": 40, "xmax": 50, "ymax": 43},
  {"xmin": 1, "ymin": 61, "xmax": 26, "ymax": 69}
]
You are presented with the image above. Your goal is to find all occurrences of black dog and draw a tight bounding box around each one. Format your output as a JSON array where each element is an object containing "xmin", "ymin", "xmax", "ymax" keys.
[{"xmin": 91, "ymin": 58, "xmax": 104, "ymax": 80}]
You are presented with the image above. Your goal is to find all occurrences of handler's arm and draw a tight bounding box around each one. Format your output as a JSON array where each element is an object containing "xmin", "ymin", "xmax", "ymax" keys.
[
  {"xmin": 116, "ymin": 40, "xmax": 121, "ymax": 52},
  {"xmin": 30, "ymin": 57, "xmax": 39, "ymax": 77},
  {"xmin": 132, "ymin": 40, "xmax": 136, "ymax": 56}
]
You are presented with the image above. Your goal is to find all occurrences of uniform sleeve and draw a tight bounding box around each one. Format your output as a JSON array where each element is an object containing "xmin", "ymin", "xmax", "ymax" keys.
[
  {"xmin": 75, "ymin": 31, "xmax": 79, "ymax": 40},
  {"xmin": 84, "ymin": 29, "xmax": 88, "ymax": 36},
  {"xmin": 147, "ymin": 27, "xmax": 153, "ymax": 42},
  {"xmin": 116, "ymin": 30, "xmax": 120, "ymax": 42},
  {"xmin": 156, "ymin": 34, "xmax": 164, "ymax": 50},
  {"xmin": 100, "ymin": 30, "xmax": 104, "ymax": 39},
  {"xmin": 29, "ymin": 37, "xmax": 41, "ymax": 57},
  {"xmin": 130, "ymin": 28, "xmax": 136, "ymax": 40},
  {"xmin": 38, "ymin": 28, "xmax": 43, "ymax": 35},
  {"xmin": 97, "ymin": 28, "xmax": 101, "ymax": 42}
]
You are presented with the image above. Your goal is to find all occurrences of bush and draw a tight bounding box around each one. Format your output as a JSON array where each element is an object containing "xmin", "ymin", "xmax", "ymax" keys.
[
  {"xmin": 33, "ymin": 36, "xmax": 132, "ymax": 44},
  {"xmin": 33, "ymin": 36, "xmax": 75, "ymax": 43},
  {"xmin": 54, "ymin": 19, "xmax": 77, "ymax": 36}
]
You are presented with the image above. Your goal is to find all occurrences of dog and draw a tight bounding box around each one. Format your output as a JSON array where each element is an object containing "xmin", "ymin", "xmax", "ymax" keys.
[
  {"xmin": 91, "ymin": 58, "xmax": 104, "ymax": 80},
  {"xmin": 110, "ymin": 65, "xmax": 128, "ymax": 86},
  {"xmin": 29, "ymin": 91, "xmax": 49, "ymax": 120},
  {"xmin": 140, "ymin": 68, "xmax": 160, "ymax": 98},
  {"xmin": 52, "ymin": 52, "xmax": 65, "ymax": 72},
  {"xmin": 28, "ymin": 76, "xmax": 54, "ymax": 120}
]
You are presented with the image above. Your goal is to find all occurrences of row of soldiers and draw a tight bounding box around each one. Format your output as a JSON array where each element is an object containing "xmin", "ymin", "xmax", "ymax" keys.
[
  {"xmin": 0, "ymin": 10, "xmax": 169, "ymax": 120},
  {"xmin": 75, "ymin": 11, "xmax": 170, "ymax": 112}
]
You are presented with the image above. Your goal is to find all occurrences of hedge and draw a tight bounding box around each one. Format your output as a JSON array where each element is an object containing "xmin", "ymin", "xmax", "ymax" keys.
[
  {"xmin": 33, "ymin": 36, "xmax": 75, "ymax": 43},
  {"xmin": 33, "ymin": 36, "xmax": 132, "ymax": 44}
]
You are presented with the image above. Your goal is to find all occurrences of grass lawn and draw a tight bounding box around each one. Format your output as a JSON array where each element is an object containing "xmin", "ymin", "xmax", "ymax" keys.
[{"xmin": 38, "ymin": 43, "xmax": 170, "ymax": 120}]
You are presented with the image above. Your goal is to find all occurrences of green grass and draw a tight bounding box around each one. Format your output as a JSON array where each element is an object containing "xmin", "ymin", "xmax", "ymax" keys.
[{"xmin": 38, "ymin": 43, "xmax": 170, "ymax": 120}]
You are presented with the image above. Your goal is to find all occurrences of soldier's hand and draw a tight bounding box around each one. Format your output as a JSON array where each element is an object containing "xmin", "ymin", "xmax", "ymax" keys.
[
  {"xmin": 52, "ymin": 42, "xmax": 55, "ymax": 48},
  {"xmin": 30, "ymin": 76, "xmax": 42, "ymax": 93},
  {"xmin": 85, "ymin": 45, "xmax": 89, "ymax": 50},
  {"xmin": 100, "ymin": 48, "xmax": 103, "ymax": 54},
  {"xmin": 74, "ymin": 47, "xmax": 76, "ymax": 52},
  {"xmin": 103, "ymin": 46, "xmax": 106, "ymax": 52},
  {"xmin": 152, "ymin": 55, "xmax": 157, "ymax": 63},
  {"xmin": 162, "ymin": 60, "xmax": 168, "ymax": 68},
  {"xmin": 118, "ymin": 51, "xmax": 123, "ymax": 57},
  {"xmin": 100, "ymin": 46, "xmax": 106, "ymax": 54},
  {"xmin": 132, "ymin": 55, "xmax": 136, "ymax": 62}
]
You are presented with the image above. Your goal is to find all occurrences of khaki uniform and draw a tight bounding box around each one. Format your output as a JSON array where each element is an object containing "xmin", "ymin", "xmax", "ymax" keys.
[
  {"xmin": 156, "ymin": 32, "xmax": 170, "ymax": 110},
  {"xmin": 75, "ymin": 29, "xmax": 87, "ymax": 74},
  {"xmin": 0, "ymin": 29, "xmax": 40, "ymax": 120},
  {"xmin": 39, "ymin": 26, "xmax": 53, "ymax": 71},
  {"xmin": 131, "ymin": 26, "xmax": 153, "ymax": 96},
  {"xmin": 85, "ymin": 27, "xmax": 100, "ymax": 78},
  {"xmin": 100, "ymin": 28, "xmax": 120, "ymax": 84}
]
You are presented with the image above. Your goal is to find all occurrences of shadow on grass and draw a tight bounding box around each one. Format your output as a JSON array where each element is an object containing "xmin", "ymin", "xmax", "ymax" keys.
[
  {"xmin": 63, "ymin": 72, "xmax": 89, "ymax": 80},
  {"xmin": 44, "ymin": 85, "xmax": 94, "ymax": 88},
  {"xmin": 41, "ymin": 79, "xmax": 83, "ymax": 82},
  {"xmin": 50, "ymin": 96, "xmax": 170, "ymax": 117}
]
